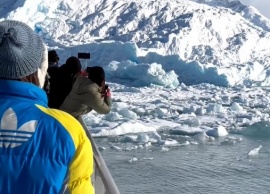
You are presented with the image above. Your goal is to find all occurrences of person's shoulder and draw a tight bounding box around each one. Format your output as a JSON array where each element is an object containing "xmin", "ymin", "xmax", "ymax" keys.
[
  {"xmin": 36, "ymin": 105, "xmax": 87, "ymax": 148},
  {"xmin": 77, "ymin": 76, "xmax": 99, "ymax": 91},
  {"xmin": 76, "ymin": 75, "xmax": 89, "ymax": 82}
]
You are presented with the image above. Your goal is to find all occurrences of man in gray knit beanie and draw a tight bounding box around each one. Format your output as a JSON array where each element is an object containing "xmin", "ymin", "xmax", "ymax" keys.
[
  {"xmin": 0, "ymin": 20, "xmax": 48, "ymax": 87},
  {"xmin": 0, "ymin": 20, "xmax": 94, "ymax": 194}
]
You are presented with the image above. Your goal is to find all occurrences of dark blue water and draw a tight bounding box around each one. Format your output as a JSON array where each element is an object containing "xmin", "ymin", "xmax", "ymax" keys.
[{"xmin": 97, "ymin": 134, "xmax": 270, "ymax": 194}]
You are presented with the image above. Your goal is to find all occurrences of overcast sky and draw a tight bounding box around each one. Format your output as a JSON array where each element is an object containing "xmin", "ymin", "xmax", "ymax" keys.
[{"xmin": 241, "ymin": 0, "xmax": 270, "ymax": 18}]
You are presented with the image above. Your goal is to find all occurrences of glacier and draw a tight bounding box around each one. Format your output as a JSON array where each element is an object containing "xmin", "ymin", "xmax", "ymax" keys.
[{"xmin": 1, "ymin": 0, "xmax": 270, "ymax": 87}]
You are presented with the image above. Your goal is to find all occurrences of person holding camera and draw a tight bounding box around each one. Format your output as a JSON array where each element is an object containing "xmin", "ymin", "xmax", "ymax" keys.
[{"xmin": 59, "ymin": 66, "xmax": 111, "ymax": 119}]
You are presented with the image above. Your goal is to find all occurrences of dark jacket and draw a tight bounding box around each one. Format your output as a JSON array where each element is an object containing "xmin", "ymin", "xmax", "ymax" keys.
[
  {"xmin": 44, "ymin": 65, "xmax": 59, "ymax": 95},
  {"xmin": 48, "ymin": 66, "xmax": 78, "ymax": 109},
  {"xmin": 47, "ymin": 64, "xmax": 59, "ymax": 78}
]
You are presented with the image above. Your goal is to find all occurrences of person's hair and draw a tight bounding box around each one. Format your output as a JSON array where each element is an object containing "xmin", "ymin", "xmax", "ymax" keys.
[
  {"xmin": 48, "ymin": 50, "xmax": 59, "ymax": 63},
  {"xmin": 61, "ymin": 56, "xmax": 82, "ymax": 76},
  {"xmin": 87, "ymin": 66, "xmax": 105, "ymax": 86}
]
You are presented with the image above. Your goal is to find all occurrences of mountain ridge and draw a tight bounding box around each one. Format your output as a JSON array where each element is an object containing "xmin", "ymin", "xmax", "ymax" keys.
[{"xmin": 1, "ymin": 0, "xmax": 270, "ymax": 86}]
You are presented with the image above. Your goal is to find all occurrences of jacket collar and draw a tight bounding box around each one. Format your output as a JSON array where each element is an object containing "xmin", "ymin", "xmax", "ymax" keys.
[{"xmin": 0, "ymin": 79, "xmax": 48, "ymax": 107}]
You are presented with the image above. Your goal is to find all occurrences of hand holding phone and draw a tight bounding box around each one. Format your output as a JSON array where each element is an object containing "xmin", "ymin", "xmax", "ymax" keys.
[
  {"xmin": 105, "ymin": 88, "xmax": 111, "ymax": 98},
  {"xmin": 101, "ymin": 84, "xmax": 109, "ymax": 97}
]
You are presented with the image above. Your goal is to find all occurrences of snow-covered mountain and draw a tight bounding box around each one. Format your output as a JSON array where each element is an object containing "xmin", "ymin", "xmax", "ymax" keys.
[{"xmin": 1, "ymin": 0, "xmax": 270, "ymax": 87}]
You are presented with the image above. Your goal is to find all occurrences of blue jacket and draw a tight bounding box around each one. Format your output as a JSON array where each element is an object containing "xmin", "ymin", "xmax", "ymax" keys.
[{"xmin": 0, "ymin": 80, "xmax": 94, "ymax": 194}]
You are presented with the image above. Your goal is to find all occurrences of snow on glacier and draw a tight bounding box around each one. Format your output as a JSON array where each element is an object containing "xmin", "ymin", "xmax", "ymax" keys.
[{"xmin": 1, "ymin": 0, "xmax": 270, "ymax": 87}]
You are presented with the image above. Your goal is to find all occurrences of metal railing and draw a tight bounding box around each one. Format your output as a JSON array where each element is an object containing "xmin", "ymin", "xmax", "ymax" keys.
[{"xmin": 78, "ymin": 116, "xmax": 120, "ymax": 194}]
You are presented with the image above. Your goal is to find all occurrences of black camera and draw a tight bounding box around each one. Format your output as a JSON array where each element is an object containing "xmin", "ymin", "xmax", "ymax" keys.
[
  {"xmin": 105, "ymin": 85, "xmax": 109, "ymax": 90},
  {"xmin": 78, "ymin": 52, "xmax": 90, "ymax": 59}
]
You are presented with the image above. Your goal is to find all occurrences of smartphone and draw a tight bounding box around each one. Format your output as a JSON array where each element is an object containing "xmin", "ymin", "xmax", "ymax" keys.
[{"xmin": 78, "ymin": 52, "xmax": 90, "ymax": 59}]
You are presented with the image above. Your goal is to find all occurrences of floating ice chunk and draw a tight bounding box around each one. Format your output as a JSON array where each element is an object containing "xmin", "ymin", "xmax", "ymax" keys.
[
  {"xmin": 189, "ymin": 141, "xmax": 198, "ymax": 145},
  {"xmin": 92, "ymin": 121, "xmax": 156, "ymax": 137},
  {"xmin": 195, "ymin": 107, "xmax": 206, "ymax": 116},
  {"xmin": 194, "ymin": 132, "xmax": 209, "ymax": 143},
  {"xmin": 137, "ymin": 134, "xmax": 150, "ymax": 143},
  {"xmin": 110, "ymin": 145, "xmax": 122, "ymax": 151},
  {"xmin": 206, "ymin": 126, "xmax": 228, "ymax": 137},
  {"xmin": 190, "ymin": 113, "xmax": 197, "ymax": 117},
  {"xmin": 213, "ymin": 94, "xmax": 222, "ymax": 101},
  {"xmin": 169, "ymin": 125, "xmax": 203, "ymax": 136},
  {"xmin": 128, "ymin": 158, "xmax": 138, "ymax": 163},
  {"xmin": 190, "ymin": 105, "xmax": 197, "ymax": 113},
  {"xmin": 118, "ymin": 109, "xmax": 138, "ymax": 119},
  {"xmin": 180, "ymin": 83, "xmax": 187, "ymax": 89},
  {"xmin": 131, "ymin": 107, "xmax": 146, "ymax": 116},
  {"xmin": 144, "ymin": 142, "xmax": 152, "ymax": 147},
  {"xmin": 123, "ymin": 147, "xmax": 132, "ymax": 151},
  {"xmin": 237, "ymin": 117, "xmax": 251, "ymax": 124},
  {"xmin": 104, "ymin": 112, "xmax": 122, "ymax": 121},
  {"xmin": 194, "ymin": 132, "xmax": 215, "ymax": 143},
  {"xmin": 84, "ymin": 114, "xmax": 100, "ymax": 125},
  {"xmin": 221, "ymin": 136, "xmax": 242, "ymax": 145},
  {"xmin": 180, "ymin": 141, "xmax": 190, "ymax": 146},
  {"xmin": 182, "ymin": 106, "xmax": 198, "ymax": 114},
  {"xmin": 107, "ymin": 136, "xmax": 120, "ymax": 143},
  {"xmin": 242, "ymin": 121, "xmax": 270, "ymax": 137},
  {"xmin": 255, "ymin": 110, "xmax": 262, "ymax": 117},
  {"xmin": 182, "ymin": 117, "xmax": 200, "ymax": 127},
  {"xmin": 142, "ymin": 157, "xmax": 154, "ymax": 160},
  {"xmin": 112, "ymin": 102, "xmax": 129, "ymax": 109},
  {"xmin": 123, "ymin": 145, "xmax": 139, "ymax": 151},
  {"xmin": 248, "ymin": 145, "xmax": 262, "ymax": 156},
  {"xmin": 148, "ymin": 131, "xmax": 162, "ymax": 142},
  {"xmin": 161, "ymin": 146, "xmax": 170, "ymax": 152},
  {"xmin": 164, "ymin": 139, "xmax": 179, "ymax": 146},
  {"xmin": 231, "ymin": 102, "xmax": 243, "ymax": 112},
  {"xmin": 208, "ymin": 136, "xmax": 215, "ymax": 142},
  {"xmin": 122, "ymin": 135, "xmax": 137, "ymax": 143},
  {"xmin": 156, "ymin": 108, "xmax": 169, "ymax": 117},
  {"xmin": 124, "ymin": 145, "xmax": 139, "ymax": 151},
  {"xmin": 239, "ymin": 95, "xmax": 249, "ymax": 104},
  {"xmin": 182, "ymin": 107, "xmax": 191, "ymax": 114},
  {"xmin": 216, "ymin": 104, "xmax": 224, "ymax": 112},
  {"xmin": 236, "ymin": 113, "xmax": 253, "ymax": 120},
  {"xmin": 98, "ymin": 146, "xmax": 106, "ymax": 151},
  {"xmin": 114, "ymin": 87, "xmax": 141, "ymax": 93},
  {"xmin": 106, "ymin": 61, "xmax": 179, "ymax": 88},
  {"xmin": 206, "ymin": 104, "xmax": 224, "ymax": 113},
  {"xmin": 221, "ymin": 95, "xmax": 231, "ymax": 102}
]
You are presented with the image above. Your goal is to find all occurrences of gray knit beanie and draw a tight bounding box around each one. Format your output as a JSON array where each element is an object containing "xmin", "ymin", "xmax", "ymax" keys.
[{"xmin": 0, "ymin": 20, "xmax": 45, "ymax": 79}]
